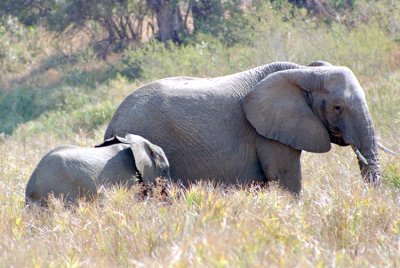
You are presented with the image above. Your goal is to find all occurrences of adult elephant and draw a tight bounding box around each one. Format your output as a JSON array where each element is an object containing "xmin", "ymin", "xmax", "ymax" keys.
[{"xmin": 104, "ymin": 61, "xmax": 381, "ymax": 194}]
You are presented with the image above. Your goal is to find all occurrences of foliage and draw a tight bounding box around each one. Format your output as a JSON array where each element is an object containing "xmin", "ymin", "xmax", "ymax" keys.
[
  {"xmin": 48, "ymin": 0, "xmax": 150, "ymax": 43},
  {"xmin": 0, "ymin": 0, "xmax": 298, "ymax": 49},
  {"xmin": 0, "ymin": 55, "xmax": 118, "ymax": 134},
  {"xmin": 0, "ymin": 0, "xmax": 151, "ymax": 56},
  {"xmin": 0, "ymin": 0, "xmax": 57, "ymax": 26},
  {"xmin": 120, "ymin": 39, "xmax": 238, "ymax": 80},
  {"xmin": 0, "ymin": 17, "xmax": 40, "ymax": 71},
  {"xmin": 189, "ymin": 0, "xmax": 251, "ymax": 46},
  {"xmin": 191, "ymin": 0, "xmax": 224, "ymax": 35}
]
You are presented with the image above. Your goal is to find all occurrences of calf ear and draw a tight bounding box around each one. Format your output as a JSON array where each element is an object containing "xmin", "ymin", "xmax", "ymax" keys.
[
  {"xmin": 95, "ymin": 136, "xmax": 128, "ymax": 148},
  {"xmin": 129, "ymin": 140, "xmax": 159, "ymax": 185},
  {"xmin": 124, "ymin": 134, "xmax": 162, "ymax": 184}
]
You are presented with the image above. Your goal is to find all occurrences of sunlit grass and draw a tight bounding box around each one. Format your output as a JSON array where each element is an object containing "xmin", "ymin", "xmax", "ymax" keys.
[{"xmin": 0, "ymin": 130, "xmax": 399, "ymax": 266}]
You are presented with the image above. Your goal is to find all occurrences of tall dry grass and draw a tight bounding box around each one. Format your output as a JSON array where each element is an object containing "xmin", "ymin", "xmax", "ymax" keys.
[{"xmin": 1, "ymin": 142, "xmax": 399, "ymax": 266}]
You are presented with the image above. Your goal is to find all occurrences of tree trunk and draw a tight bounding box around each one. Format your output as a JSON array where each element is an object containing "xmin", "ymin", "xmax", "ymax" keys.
[{"xmin": 146, "ymin": 0, "xmax": 184, "ymax": 43}]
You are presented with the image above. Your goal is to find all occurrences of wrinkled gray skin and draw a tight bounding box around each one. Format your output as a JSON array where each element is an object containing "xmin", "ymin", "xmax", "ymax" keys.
[
  {"xmin": 105, "ymin": 61, "xmax": 381, "ymax": 194},
  {"xmin": 25, "ymin": 134, "xmax": 170, "ymax": 205}
]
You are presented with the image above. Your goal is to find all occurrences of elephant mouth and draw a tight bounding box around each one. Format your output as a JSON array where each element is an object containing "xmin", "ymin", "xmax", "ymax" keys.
[
  {"xmin": 329, "ymin": 128, "xmax": 348, "ymax": 146},
  {"xmin": 320, "ymin": 107, "xmax": 348, "ymax": 147}
]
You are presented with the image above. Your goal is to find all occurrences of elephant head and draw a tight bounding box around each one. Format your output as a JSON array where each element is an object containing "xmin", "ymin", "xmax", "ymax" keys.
[
  {"xmin": 242, "ymin": 66, "xmax": 381, "ymax": 185},
  {"xmin": 96, "ymin": 134, "xmax": 171, "ymax": 184}
]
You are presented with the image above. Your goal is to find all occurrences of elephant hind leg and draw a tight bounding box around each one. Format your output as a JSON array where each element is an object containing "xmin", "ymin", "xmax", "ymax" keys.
[{"xmin": 256, "ymin": 138, "xmax": 302, "ymax": 195}]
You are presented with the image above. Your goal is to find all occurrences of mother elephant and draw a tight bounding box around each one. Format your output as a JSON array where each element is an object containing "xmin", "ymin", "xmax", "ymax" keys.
[{"xmin": 105, "ymin": 61, "xmax": 381, "ymax": 194}]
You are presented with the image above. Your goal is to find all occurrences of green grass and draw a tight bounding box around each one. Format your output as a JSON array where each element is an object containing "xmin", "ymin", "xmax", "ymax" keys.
[
  {"xmin": 0, "ymin": 1, "xmax": 399, "ymax": 266},
  {"xmin": 383, "ymin": 163, "xmax": 400, "ymax": 189}
]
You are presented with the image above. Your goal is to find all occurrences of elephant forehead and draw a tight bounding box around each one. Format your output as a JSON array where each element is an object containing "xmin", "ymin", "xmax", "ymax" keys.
[
  {"xmin": 323, "ymin": 68, "xmax": 365, "ymax": 99},
  {"xmin": 324, "ymin": 68, "xmax": 353, "ymax": 86}
]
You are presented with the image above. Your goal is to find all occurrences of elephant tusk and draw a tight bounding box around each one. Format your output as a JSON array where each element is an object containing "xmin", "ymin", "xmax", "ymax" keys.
[
  {"xmin": 378, "ymin": 142, "xmax": 399, "ymax": 155},
  {"xmin": 351, "ymin": 145, "xmax": 368, "ymax": 165}
]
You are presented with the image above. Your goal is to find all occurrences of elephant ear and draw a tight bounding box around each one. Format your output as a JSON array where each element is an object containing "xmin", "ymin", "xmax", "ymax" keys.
[
  {"xmin": 95, "ymin": 136, "xmax": 128, "ymax": 147},
  {"xmin": 242, "ymin": 69, "xmax": 331, "ymax": 153},
  {"xmin": 307, "ymin": 60, "xmax": 333, "ymax": 67},
  {"xmin": 125, "ymin": 134, "xmax": 160, "ymax": 184}
]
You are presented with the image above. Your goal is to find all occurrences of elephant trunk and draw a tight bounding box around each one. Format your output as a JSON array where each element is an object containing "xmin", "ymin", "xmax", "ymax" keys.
[{"xmin": 350, "ymin": 107, "xmax": 381, "ymax": 186}]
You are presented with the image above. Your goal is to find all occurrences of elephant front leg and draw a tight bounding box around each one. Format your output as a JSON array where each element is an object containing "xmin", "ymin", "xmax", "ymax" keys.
[{"xmin": 256, "ymin": 138, "xmax": 302, "ymax": 195}]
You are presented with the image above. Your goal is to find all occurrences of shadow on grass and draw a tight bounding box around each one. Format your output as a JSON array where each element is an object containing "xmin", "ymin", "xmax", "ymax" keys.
[{"xmin": 0, "ymin": 54, "xmax": 120, "ymax": 135}]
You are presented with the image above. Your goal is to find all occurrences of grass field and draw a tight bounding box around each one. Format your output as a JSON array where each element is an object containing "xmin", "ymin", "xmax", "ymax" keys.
[{"xmin": 1, "ymin": 1, "xmax": 400, "ymax": 266}]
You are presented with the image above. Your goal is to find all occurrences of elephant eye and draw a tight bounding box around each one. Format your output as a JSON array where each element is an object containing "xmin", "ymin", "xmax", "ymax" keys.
[{"xmin": 333, "ymin": 105, "xmax": 343, "ymax": 114}]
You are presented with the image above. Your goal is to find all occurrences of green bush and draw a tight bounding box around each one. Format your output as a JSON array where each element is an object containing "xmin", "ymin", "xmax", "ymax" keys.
[
  {"xmin": 0, "ymin": 82, "xmax": 107, "ymax": 135},
  {"xmin": 383, "ymin": 163, "xmax": 400, "ymax": 189},
  {"xmin": 15, "ymin": 101, "xmax": 115, "ymax": 138}
]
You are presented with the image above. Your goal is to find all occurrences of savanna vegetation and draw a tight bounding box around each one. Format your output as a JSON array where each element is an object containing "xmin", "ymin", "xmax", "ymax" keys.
[{"xmin": 0, "ymin": 0, "xmax": 399, "ymax": 266}]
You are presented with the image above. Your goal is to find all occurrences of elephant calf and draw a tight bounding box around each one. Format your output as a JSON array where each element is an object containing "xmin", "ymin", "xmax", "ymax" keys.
[{"xmin": 25, "ymin": 134, "xmax": 170, "ymax": 206}]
